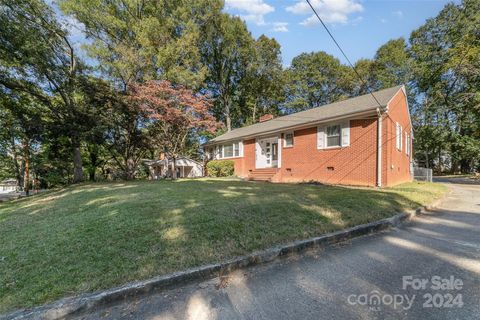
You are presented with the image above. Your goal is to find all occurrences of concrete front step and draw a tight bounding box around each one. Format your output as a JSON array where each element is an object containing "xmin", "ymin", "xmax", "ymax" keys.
[
  {"xmin": 249, "ymin": 177, "xmax": 274, "ymax": 181},
  {"xmin": 248, "ymin": 175, "xmax": 273, "ymax": 180},
  {"xmin": 249, "ymin": 168, "xmax": 278, "ymax": 172}
]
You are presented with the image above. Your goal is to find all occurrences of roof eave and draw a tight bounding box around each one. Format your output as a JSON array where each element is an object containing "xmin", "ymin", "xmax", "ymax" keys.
[{"xmin": 202, "ymin": 107, "xmax": 382, "ymax": 147}]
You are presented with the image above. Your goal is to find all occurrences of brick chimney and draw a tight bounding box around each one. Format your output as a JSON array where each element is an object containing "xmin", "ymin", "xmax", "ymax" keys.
[{"xmin": 259, "ymin": 114, "xmax": 274, "ymax": 122}]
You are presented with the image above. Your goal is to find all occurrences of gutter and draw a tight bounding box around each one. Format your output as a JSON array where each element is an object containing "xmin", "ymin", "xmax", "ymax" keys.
[{"xmin": 376, "ymin": 107, "xmax": 383, "ymax": 187}]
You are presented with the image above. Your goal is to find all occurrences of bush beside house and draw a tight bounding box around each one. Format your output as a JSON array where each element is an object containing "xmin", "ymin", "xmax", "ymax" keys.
[{"xmin": 206, "ymin": 160, "xmax": 234, "ymax": 177}]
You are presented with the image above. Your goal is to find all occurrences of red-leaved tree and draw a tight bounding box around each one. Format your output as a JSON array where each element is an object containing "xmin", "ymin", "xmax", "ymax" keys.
[{"xmin": 129, "ymin": 80, "xmax": 220, "ymax": 178}]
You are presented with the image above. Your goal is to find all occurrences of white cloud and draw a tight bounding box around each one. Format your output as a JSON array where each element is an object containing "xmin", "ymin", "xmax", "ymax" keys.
[
  {"xmin": 393, "ymin": 10, "xmax": 403, "ymax": 18},
  {"xmin": 241, "ymin": 14, "xmax": 267, "ymax": 25},
  {"xmin": 286, "ymin": 0, "xmax": 363, "ymax": 26},
  {"xmin": 225, "ymin": 0, "xmax": 274, "ymax": 26},
  {"xmin": 271, "ymin": 22, "xmax": 288, "ymax": 32}
]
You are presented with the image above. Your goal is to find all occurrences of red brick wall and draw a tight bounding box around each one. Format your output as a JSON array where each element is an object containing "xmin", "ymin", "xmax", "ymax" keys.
[
  {"xmin": 212, "ymin": 88, "xmax": 412, "ymax": 187},
  {"xmin": 215, "ymin": 120, "xmax": 377, "ymax": 186},
  {"xmin": 382, "ymin": 89, "xmax": 413, "ymax": 186},
  {"xmin": 213, "ymin": 139, "xmax": 255, "ymax": 178},
  {"xmin": 231, "ymin": 139, "xmax": 255, "ymax": 177},
  {"xmin": 273, "ymin": 119, "xmax": 378, "ymax": 186}
]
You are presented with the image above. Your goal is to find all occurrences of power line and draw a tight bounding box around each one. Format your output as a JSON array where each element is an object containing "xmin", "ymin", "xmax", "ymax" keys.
[{"xmin": 305, "ymin": 0, "xmax": 384, "ymax": 109}]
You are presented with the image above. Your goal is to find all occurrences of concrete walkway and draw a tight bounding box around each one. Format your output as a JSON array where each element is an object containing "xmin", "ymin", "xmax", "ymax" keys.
[{"xmin": 77, "ymin": 179, "xmax": 480, "ymax": 320}]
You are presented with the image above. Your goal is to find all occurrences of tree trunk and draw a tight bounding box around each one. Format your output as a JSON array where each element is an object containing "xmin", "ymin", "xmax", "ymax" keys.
[
  {"xmin": 10, "ymin": 137, "xmax": 24, "ymax": 191},
  {"xmin": 72, "ymin": 142, "xmax": 84, "ymax": 183},
  {"xmin": 19, "ymin": 159, "xmax": 25, "ymax": 191},
  {"xmin": 438, "ymin": 149, "xmax": 442, "ymax": 173},
  {"xmin": 23, "ymin": 138, "xmax": 30, "ymax": 196},
  {"xmin": 125, "ymin": 158, "xmax": 136, "ymax": 180},
  {"xmin": 450, "ymin": 160, "xmax": 457, "ymax": 174},
  {"xmin": 252, "ymin": 102, "xmax": 257, "ymax": 123},
  {"xmin": 165, "ymin": 157, "xmax": 169, "ymax": 178},
  {"xmin": 460, "ymin": 159, "xmax": 470, "ymax": 174},
  {"xmin": 225, "ymin": 113, "xmax": 232, "ymax": 131},
  {"xmin": 88, "ymin": 149, "xmax": 98, "ymax": 181},
  {"xmin": 172, "ymin": 156, "xmax": 177, "ymax": 180},
  {"xmin": 224, "ymin": 96, "xmax": 232, "ymax": 131}
]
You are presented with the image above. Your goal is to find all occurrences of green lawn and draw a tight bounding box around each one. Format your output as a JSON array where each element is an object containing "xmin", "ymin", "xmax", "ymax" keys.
[{"xmin": 0, "ymin": 179, "xmax": 446, "ymax": 313}]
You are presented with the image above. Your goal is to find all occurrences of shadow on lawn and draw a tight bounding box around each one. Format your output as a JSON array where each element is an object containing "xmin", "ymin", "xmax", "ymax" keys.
[
  {"xmin": 80, "ymin": 205, "xmax": 480, "ymax": 320},
  {"xmin": 90, "ymin": 179, "xmax": 424, "ymax": 279},
  {"xmin": 0, "ymin": 179, "xmax": 427, "ymax": 313}
]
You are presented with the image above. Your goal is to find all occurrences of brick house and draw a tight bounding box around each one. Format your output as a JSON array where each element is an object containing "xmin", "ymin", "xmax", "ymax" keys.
[{"xmin": 204, "ymin": 85, "xmax": 413, "ymax": 187}]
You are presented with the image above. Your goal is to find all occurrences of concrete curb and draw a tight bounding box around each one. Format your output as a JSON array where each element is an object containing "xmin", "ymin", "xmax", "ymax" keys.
[{"xmin": 2, "ymin": 201, "xmax": 442, "ymax": 320}]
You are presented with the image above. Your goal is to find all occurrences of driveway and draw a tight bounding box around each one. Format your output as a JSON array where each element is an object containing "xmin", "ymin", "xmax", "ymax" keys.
[
  {"xmin": 78, "ymin": 179, "xmax": 480, "ymax": 320},
  {"xmin": 0, "ymin": 192, "xmax": 21, "ymax": 202}
]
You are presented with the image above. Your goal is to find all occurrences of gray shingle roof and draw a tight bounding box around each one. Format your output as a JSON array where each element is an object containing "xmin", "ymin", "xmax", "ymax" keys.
[{"xmin": 206, "ymin": 85, "xmax": 403, "ymax": 145}]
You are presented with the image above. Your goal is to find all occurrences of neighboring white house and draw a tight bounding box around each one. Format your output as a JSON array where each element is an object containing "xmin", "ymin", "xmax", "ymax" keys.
[
  {"xmin": 0, "ymin": 179, "xmax": 18, "ymax": 194},
  {"xmin": 144, "ymin": 156, "xmax": 203, "ymax": 179}
]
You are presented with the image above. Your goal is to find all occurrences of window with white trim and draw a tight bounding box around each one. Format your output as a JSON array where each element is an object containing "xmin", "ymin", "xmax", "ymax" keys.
[
  {"xmin": 234, "ymin": 142, "xmax": 240, "ymax": 157},
  {"xmin": 326, "ymin": 125, "xmax": 341, "ymax": 147},
  {"xmin": 223, "ymin": 144, "xmax": 233, "ymax": 158},
  {"xmin": 405, "ymin": 133, "xmax": 408, "ymax": 155},
  {"xmin": 400, "ymin": 126, "xmax": 403, "ymax": 151},
  {"xmin": 284, "ymin": 132, "xmax": 294, "ymax": 147},
  {"xmin": 405, "ymin": 133, "xmax": 410, "ymax": 156},
  {"xmin": 318, "ymin": 121, "xmax": 350, "ymax": 149},
  {"xmin": 395, "ymin": 122, "xmax": 402, "ymax": 151},
  {"xmin": 216, "ymin": 141, "xmax": 242, "ymax": 159}
]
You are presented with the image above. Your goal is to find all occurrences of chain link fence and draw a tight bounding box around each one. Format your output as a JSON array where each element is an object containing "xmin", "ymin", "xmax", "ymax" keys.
[{"xmin": 413, "ymin": 166, "xmax": 433, "ymax": 182}]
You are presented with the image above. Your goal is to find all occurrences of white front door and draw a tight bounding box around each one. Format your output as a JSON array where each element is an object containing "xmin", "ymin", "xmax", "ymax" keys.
[{"xmin": 256, "ymin": 137, "xmax": 279, "ymax": 168}]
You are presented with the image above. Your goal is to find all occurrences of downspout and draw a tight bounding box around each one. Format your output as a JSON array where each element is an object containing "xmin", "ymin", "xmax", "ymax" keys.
[{"xmin": 376, "ymin": 108, "xmax": 382, "ymax": 187}]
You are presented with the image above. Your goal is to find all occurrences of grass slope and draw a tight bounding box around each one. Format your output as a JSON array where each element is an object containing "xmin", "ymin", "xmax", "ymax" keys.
[{"xmin": 0, "ymin": 179, "xmax": 446, "ymax": 313}]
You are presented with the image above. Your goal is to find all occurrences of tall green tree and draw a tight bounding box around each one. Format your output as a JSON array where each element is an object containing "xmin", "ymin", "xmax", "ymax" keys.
[
  {"xmin": 283, "ymin": 51, "xmax": 354, "ymax": 112},
  {"xmin": 59, "ymin": 0, "xmax": 222, "ymax": 90},
  {"xmin": 0, "ymin": 0, "xmax": 86, "ymax": 182},
  {"xmin": 242, "ymin": 35, "xmax": 284, "ymax": 124},
  {"xmin": 201, "ymin": 14, "xmax": 255, "ymax": 131},
  {"xmin": 60, "ymin": 0, "xmax": 227, "ymax": 178},
  {"xmin": 352, "ymin": 58, "xmax": 381, "ymax": 95},
  {"xmin": 104, "ymin": 94, "xmax": 151, "ymax": 180},
  {"xmin": 409, "ymin": 0, "xmax": 480, "ymax": 172},
  {"xmin": 76, "ymin": 77, "xmax": 116, "ymax": 181},
  {"xmin": 0, "ymin": 93, "xmax": 44, "ymax": 192},
  {"xmin": 352, "ymin": 38, "xmax": 411, "ymax": 95},
  {"xmin": 375, "ymin": 38, "xmax": 411, "ymax": 88}
]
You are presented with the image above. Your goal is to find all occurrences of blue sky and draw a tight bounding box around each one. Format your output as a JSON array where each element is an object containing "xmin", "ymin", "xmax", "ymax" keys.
[
  {"xmin": 60, "ymin": 0, "xmax": 458, "ymax": 67},
  {"xmin": 224, "ymin": 0, "xmax": 458, "ymax": 66}
]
